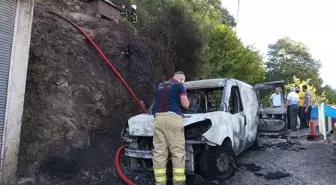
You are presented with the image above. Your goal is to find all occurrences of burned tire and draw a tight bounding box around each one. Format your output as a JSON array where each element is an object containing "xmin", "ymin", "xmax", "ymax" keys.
[{"xmin": 200, "ymin": 146, "xmax": 237, "ymax": 180}]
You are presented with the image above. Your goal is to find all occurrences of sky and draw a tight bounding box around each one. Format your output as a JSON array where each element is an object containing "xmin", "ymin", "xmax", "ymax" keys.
[{"xmin": 221, "ymin": 0, "xmax": 336, "ymax": 88}]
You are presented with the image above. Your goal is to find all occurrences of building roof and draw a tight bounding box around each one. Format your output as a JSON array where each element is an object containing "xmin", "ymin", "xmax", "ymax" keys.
[{"xmin": 87, "ymin": 0, "xmax": 122, "ymax": 11}]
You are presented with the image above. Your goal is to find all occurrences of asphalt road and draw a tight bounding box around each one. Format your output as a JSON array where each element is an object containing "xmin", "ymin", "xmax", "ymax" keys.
[
  {"xmin": 224, "ymin": 134, "xmax": 336, "ymax": 185},
  {"xmin": 121, "ymin": 131, "xmax": 336, "ymax": 185}
]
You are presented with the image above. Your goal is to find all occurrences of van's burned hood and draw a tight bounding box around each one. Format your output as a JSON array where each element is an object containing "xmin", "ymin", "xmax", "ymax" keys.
[
  {"xmin": 127, "ymin": 114, "xmax": 207, "ymax": 136},
  {"xmin": 127, "ymin": 110, "xmax": 256, "ymax": 149},
  {"xmin": 127, "ymin": 112, "xmax": 236, "ymax": 137}
]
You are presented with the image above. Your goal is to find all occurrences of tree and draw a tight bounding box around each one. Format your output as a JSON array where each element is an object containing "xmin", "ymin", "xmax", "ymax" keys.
[
  {"xmin": 322, "ymin": 85, "xmax": 336, "ymax": 105},
  {"xmin": 220, "ymin": 7, "xmax": 236, "ymax": 27},
  {"xmin": 140, "ymin": 2, "xmax": 203, "ymax": 81},
  {"xmin": 266, "ymin": 37, "xmax": 323, "ymax": 93},
  {"xmin": 128, "ymin": 0, "xmax": 261, "ymax": 83},
  {"xmin": 285, "ymin": 76, "xmax": 328, "ymax": 105},
  {"xmin": 200, "ymin": 24, "xmax": 265, "ymax": 83}
]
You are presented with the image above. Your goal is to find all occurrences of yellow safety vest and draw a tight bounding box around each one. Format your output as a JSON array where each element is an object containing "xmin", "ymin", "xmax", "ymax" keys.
[{"xmin": 298, "ymin": 91, "xmax": 305, "ymax": 107}]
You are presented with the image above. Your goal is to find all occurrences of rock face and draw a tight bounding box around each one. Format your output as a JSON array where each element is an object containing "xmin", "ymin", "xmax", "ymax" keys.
[{"xmin": 17, "ymin": 3, "xmax": 154, "ymax": 181}]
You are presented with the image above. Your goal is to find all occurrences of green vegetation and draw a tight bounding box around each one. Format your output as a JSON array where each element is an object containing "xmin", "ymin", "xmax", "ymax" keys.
[
  {"xmin": 266, "ymin": 37, "xmax": 336, "ymax": 104},
  {"xmin": 111, "ymin": 0, "xmax": 336, "ymax": 105},
  {"xmin": 285, "ymin": 76, "xmax": 327, "ymax": 105}
]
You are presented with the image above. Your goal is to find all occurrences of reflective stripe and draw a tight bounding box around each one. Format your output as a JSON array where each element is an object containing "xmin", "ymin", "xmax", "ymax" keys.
[
  {"xmin": 173, "ymin": 168, "xmax": 185, "ymax": 174},
  {"xmin": 155, "ymin": 176, "xmax": 167, "ymax": 183},
  {"xmin": 173, "ymin": 175, "xmax": 186, "ymax": 181},
  {"xmin": 154, "ymin": 168, "xmax": 167, "ymax": 175}
]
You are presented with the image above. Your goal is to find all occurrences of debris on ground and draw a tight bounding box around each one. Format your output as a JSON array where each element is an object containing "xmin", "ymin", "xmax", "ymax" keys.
[
  {"xmin": 254, "ymin": 132, "xmax": 313, "ymax": 154},
  {"xmin": 307, "ymin": 135, "xmax": 319, "ymax": 141},
  {"xmin": 257, "ymin": 139, "xmax": 299, "ymax": 151},
  {"xmin": 38, "ymin": 156, "xmax": 81, "ymax": 181},
  {"xmin": 264, "ymin": 171, "xmax": 291, "ymax": 180},
  {"xmin": 254, "ymin": 172, "xmax": 264, "ymax": 177},
  {"xmin": 249, "ymin": 168, "xmax": 291, "ymax": 180},
  {"xmin": 240, "ymin": 163, "xmax": 262, "ymax": 172}
]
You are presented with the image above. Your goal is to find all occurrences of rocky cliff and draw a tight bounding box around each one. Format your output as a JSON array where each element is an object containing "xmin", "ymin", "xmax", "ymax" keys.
[{"xmin": 17, "ymin": 1, "xmax": 155, "ymax": 184}]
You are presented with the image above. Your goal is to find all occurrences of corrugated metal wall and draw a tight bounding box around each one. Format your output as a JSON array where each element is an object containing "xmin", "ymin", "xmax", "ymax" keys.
[{"xmin": 0, "ymin": 0, "xmax": 17, "ymax": 161}]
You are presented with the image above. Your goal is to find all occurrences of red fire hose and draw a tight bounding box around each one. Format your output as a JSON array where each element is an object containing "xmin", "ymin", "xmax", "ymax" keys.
[
  {"xmin": 115, "ymin": 145, "xmax": 137, "ymax": 185},
  {"xmin": 47, "ymin": 11, "xmax": 142, "ymax": 185}
]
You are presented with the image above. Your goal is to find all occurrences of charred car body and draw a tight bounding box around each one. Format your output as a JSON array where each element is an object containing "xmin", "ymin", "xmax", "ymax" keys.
[{"xmin": 121, "ymin": 78, "xmax": 283, "ymax": 179}]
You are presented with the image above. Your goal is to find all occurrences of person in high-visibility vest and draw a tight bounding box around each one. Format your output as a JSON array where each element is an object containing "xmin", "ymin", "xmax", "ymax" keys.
[
  {"xmin": 152, "ymin": 71, "xmax": 190, "ymax": 185},
  {"xmin": 296, "ymin": 86, "xmax": 306, "ymax": 129}
]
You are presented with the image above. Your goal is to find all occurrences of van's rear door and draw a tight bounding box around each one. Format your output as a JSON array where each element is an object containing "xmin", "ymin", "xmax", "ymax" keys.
[{"xmin": 254, "ymin": 81, "xmax": 288, "ymax": 134}]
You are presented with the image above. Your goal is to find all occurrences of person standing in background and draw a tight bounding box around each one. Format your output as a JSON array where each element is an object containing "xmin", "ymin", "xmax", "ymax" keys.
[
  {"xmin": 120, "ymin": 4, "xmax": 128, "ymax": 19},
  {"xmin": 296, "ymin": 86, "xmax": 306, "ymax": 129},
  {"xmin": 286, "ymin": 87, "xmax": 299, "ymax": 131},
  {"xmin": 302, "ymin": 85, "xmax": 312, "ymax": 129},
  {"xmin": 270, "ymin": 88, "xmax": 282, "ymax": 107}
]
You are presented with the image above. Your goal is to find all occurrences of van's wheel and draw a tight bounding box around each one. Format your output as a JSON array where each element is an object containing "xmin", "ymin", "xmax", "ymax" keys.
[{"xmin": 200, "ymin": 146, "xmax": 237, "ymax": 180}]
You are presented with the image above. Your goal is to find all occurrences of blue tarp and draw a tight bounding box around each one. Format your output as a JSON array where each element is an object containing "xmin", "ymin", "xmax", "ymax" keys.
[
  {"xmin": 311, "ymin": 105, "xmax": 318, "ymax": 119},
  {"xmin": 324, "ymin": 104, "xmax": 336, "ymax": 118}
]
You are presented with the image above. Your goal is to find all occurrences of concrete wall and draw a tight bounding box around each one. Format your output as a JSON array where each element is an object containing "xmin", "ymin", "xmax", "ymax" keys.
[
  {"xmin": 0, "ymin": 0, "xmax": 34, "ymax": 184},
  {"xmin": 318, "ymin": 103, "xmax": 325, "ymax": 138},
  {"xmin": 327, "ymin": 116, "xmax": 333, "ymax": 133}
]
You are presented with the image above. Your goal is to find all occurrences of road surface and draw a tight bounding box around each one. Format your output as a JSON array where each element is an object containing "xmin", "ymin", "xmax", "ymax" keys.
[{"xmin": 223, "ymin": 134, "xmax": 336, "ymax": 185}]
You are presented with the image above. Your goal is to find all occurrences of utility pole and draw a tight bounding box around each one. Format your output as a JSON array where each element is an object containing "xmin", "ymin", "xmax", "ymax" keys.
[{"xmin": 235, "ymin": 0, "xmax": 241, "ymax": 33}]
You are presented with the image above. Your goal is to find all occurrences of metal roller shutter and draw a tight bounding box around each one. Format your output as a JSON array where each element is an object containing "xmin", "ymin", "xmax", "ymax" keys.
[{"xmin": 0, "ymin": 0, "xmax": 17, "ymax": 163}]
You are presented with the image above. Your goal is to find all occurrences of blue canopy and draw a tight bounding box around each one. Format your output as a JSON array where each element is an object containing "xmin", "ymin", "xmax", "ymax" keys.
[
  {"xmin": 311, "ymin": 104, "xmax": 336, "ymax": 119},
  {"xmin": 324, "ymin": 104, "xmax": 336, "ymax": 118}
]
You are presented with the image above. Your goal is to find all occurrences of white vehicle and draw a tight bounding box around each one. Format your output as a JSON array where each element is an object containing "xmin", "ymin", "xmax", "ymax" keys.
[{"xmin": 121, "ymin": 78, "xmax": 283, "ymax": 179}]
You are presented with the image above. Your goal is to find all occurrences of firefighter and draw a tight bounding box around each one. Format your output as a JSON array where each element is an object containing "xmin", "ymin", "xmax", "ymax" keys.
[
  {"xmin": 152, "ymin": 71, "xmax": 190, "ymax": 185},
  {"xmin": 120, "ymin": 4, "xmax": 128, "ymax": 19},
  {"xmin": 130, "ymin": 4, "xmax": 137, "ymax": 23}
]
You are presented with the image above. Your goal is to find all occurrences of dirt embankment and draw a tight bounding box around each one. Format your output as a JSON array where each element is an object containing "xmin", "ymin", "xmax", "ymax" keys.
[{"xmin": 18, "ymin": 2, "xmax": 157, "ymax": 184}]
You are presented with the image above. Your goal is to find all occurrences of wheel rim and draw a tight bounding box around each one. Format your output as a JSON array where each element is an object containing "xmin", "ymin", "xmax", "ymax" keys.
[{"xmin": 216, "ymin": 153, "xmax": 230, "ymax": 172}]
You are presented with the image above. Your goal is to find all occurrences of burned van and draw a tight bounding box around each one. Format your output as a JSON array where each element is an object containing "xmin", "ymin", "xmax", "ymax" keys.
[{"xmin": 121, "ymin": 78, "xmax": 262, "ymax": 179}]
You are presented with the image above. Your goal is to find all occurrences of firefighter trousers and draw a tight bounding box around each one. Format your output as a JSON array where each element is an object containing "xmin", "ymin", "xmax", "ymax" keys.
[{"xmin": 152, "ymin": 113, "xmax": 186, "ymax": 185}]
